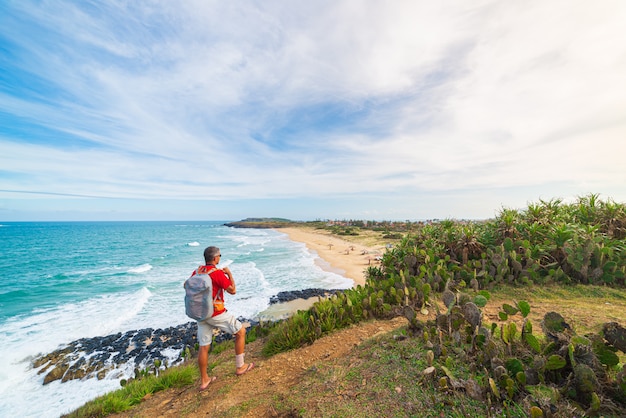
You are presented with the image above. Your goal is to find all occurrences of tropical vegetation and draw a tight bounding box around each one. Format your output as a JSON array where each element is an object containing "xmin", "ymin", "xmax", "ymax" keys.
[
  {"xmin": 67, "ymin": 194, "xmax": 626, "ymax": 417},
  {"xmin": 260, "ymin": 194, "xmax": 626, "ymax": 416}
]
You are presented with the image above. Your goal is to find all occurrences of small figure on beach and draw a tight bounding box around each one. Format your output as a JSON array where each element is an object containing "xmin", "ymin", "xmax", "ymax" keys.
[{"xmin": 190, "ymin": 246, "xmax": 254, "ymax": 391}]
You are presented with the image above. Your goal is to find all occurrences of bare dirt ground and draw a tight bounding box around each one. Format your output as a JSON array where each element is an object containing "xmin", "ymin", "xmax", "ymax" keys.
[
  {"xmin": 112, "ymin": 317, "xmax": 409, "ymax": 418},
  {"xmin": 111, "ymin": 293, "xmax": 625, "ymax": 418}
]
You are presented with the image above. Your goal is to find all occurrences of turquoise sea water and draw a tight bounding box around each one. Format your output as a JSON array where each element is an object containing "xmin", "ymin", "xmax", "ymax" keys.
[{"xmin": 0, "ymin": 221, "xmax": 352, "ymax": 417}]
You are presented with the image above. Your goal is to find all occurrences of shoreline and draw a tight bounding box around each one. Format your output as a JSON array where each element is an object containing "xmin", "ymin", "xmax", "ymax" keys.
[
  {"xmin": 35, "ymin": 227, "xmax": 388, "ymax": 386},
  {"xmin": 258, "ymin": 226, "xmax": 386, "ymax": 319},
  {"xmin": 277, "ymin": 226, "xmax": 386, "ymax": 287}
]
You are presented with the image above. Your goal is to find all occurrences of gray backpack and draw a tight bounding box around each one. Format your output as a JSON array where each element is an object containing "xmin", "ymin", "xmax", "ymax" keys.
[{"xmin": 184, "ymin": 266, "xmax": 217, "ymax": 321}]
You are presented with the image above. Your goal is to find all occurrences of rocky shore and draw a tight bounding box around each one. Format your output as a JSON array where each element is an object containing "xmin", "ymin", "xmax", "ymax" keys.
[
  {"xmin": 32, "ymin": 288, "xmax": 341, "ymax": 385},
  {"xmin": 268, "ymin": 288, "xmax": 342, "ymax": 304}
]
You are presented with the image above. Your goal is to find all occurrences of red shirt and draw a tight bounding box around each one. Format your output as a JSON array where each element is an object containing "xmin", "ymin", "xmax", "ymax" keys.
[{"xmin": 192, "ymin": 265, "xmax": 230, "ymax": 317}]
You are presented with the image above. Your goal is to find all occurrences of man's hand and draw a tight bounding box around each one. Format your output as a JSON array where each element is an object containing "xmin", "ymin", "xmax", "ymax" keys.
[
  {"xmin": 222, "ymin": 266, "xmax": 236, "ymax": 294},
  {"xmin": 222, "ymin": 266, "xmax": 233, "ymax": 279}
]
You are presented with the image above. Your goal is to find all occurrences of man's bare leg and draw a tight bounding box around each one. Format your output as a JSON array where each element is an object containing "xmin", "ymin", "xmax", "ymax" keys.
[
  {"xmin": 234, "ymin": 326, "xmax": 254, "ymax": 375},
  {"xmin": 198, "ymin": 344, "xmax": 215, "ymax": 389}
]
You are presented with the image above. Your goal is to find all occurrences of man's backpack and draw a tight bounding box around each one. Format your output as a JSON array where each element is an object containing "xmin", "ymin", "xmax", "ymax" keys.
[{"xmin": 184, "ymin": 266, "xmax": 217, "ymax": 321}]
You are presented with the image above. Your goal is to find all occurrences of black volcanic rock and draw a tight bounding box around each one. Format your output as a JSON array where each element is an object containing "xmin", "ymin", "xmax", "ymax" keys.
[
  {"xmin": 32, "ymin": 288, "xmax": 341, "ymax": 385},
  {"xmin": 269, "ymin": 288, "xmax": 343, "ymax": 304}
]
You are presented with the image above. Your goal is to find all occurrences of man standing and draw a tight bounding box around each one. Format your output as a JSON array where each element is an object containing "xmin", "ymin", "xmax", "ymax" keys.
[{"xmin": 192, "ymin": 246, "xmax": 254, "ymax": 391}]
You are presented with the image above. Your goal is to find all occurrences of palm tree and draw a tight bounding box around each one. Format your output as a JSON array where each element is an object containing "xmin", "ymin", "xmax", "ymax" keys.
[
  {"xmin": 495, "ymin": 208, "xmax": 520, "ymax": 241},
  {"xmin": 574, "ymin": 193, "xmax": 601, "ymax": 225},
  {"xmin": 454, "ymin": 224, "xmax": 484, "ymax": 264},
  {"xmin": 599, "ymin": 198, "xmax": 626, "ymax": 239}
]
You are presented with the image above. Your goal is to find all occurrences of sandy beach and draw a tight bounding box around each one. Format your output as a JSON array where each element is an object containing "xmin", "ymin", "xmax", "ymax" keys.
[
  {"xmin": 258, "ymin": 225, "xmax": 387, "ymax": 320},
  {"xmin": 278, "ymin": 226, "xmax": 386, "ymax": 286}
]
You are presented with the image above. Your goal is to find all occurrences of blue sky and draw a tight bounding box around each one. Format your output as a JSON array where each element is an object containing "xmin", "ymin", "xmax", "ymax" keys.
[{"xmin": 1, "ymin": 1, "xmax": 625, "ymax": 221}]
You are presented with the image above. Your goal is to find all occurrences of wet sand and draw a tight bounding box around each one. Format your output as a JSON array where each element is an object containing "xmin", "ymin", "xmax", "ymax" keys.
[
  {"xmin": 278, "ymin": 226, "xmax": 385, "ymax": 286},
  {"xmin": 257, "ymin": 226, "xmax": 386, "ymax": 320}
]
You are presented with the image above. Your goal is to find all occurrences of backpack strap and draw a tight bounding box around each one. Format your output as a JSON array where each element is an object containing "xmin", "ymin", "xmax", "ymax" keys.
[
  {"xmin": 196, "ymin": 266, "xmax": 219, "ymax": 303},
  {"xmin": 197, "ymin": 265, "xmax": 217, "ymax": 275}
]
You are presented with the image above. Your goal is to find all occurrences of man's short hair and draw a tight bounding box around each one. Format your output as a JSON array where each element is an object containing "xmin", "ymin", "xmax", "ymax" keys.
[{"xmin": 204, "ymin": 246, "xmax": 220, "ymax": 264}]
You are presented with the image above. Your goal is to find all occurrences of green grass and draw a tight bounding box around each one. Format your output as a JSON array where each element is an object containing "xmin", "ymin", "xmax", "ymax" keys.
[
  {"xmin": 63, "ymin": 291, "xmax": 626, "ymax": 417},
  {"xmin": 487, "ymin": 284, "xmax": 626, "ymax": 336},
  {"xmin": 279, "ymin": 330, "xmax": 528, "ymax": 418},
  {"xmin": 491, "ymin": 283, "xmax": 626, "ymax": 301},
  {"xmin": 61, "ymin": 363, "xmax": 197, "ymax": 417},
  {"xmin": 63, "ymin": 268, "xmax": 626, "ymax": 416}
]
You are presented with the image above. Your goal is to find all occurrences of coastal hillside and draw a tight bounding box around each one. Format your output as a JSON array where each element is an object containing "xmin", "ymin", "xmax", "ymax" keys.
[
  {"xmin": 110, "ymin": 317, "xmax": 409, "ymax": 417},
  {"xmin": 224, "ymin": 218, "xmax": 297, "ymax": 228},
  {"xmin": 68, "ymin": 194, "xmax": 626, "ymax": 417},
  {"xmin": 103, "ymin": 284, "xmax": 626, "ymax": 417}
]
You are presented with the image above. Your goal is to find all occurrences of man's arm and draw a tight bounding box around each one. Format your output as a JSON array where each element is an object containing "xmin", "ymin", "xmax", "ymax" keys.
[{"xmin": 222, "ymin": 266, "xmax": 236, "ymax": 294}]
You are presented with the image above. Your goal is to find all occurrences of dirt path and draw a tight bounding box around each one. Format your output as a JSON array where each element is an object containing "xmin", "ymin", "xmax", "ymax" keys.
[
  {"xmin": 109, "ymin": 283, "xmax": 625, "ymax": 417},
  {"xmin": 112, "ymin": 316, "xmax": 408, "ymax": 417}
]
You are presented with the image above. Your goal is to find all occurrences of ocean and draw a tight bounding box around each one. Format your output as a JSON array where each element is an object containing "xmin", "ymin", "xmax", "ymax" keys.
[{"xmin": 0, "ymin": 221, "xmax": 352, "ymax": 417}]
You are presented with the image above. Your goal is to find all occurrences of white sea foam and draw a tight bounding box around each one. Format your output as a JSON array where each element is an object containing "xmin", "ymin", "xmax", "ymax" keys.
[
  {"xmin": 0, "ymin": 287, "xmax": 156, "ymax": 418},
  {"xmin": 228, "ymin": 232, "xmax": 272, "ymax": 249},
  {"xmin": 187, "ymin": 241, "xmax": 200, "ymax": 246},
  {"xmin": 0, "ymin": 222, "xmax": 355, "ymax": 418},
  {"xmin": 127, "ymin": 263, "xmax": 153, "ymax": 273}
]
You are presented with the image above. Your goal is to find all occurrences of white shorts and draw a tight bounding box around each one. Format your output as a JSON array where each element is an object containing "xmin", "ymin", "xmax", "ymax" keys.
[{"xmin": 197, "ymin": 311, "xmax": 243, "ymax": 346}]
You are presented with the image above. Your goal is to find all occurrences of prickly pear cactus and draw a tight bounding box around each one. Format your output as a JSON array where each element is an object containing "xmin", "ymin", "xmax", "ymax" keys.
[
  {"xmin": 442, "ymin": 288, "xmax": 455, "ymax": 309},
  {"xmin": 573, "ymin": 363, "xmax": 599, "ymax": 395},
  {"xmin": 463, "ymin": 302, "xmax": 482, "ymax": 329},
  {"xmin": 541, "ymin": 311, "xmax": 571, "ymax": 344},
  {"xmin": 602, "ymin": 322, "xmax": 626, "ymax": 353}
]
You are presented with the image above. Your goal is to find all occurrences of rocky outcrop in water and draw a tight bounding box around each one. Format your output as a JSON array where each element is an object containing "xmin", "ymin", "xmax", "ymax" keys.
[
  {"xmin": 269, "ymin": 288, "xmax": 343, "ymax": 304},
  {"xmin": 32, "ymin": 321, "xmax": 239, "ymax": 385},
  {"xmin": 33, "ymin": 288, "xmax": 343, "ymax": 385}
]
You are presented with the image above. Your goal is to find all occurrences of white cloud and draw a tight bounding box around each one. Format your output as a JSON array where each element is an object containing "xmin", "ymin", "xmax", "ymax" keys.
[{"xmin": 1, "ymin": 0, "xmax": 625, "ymax": 219}]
